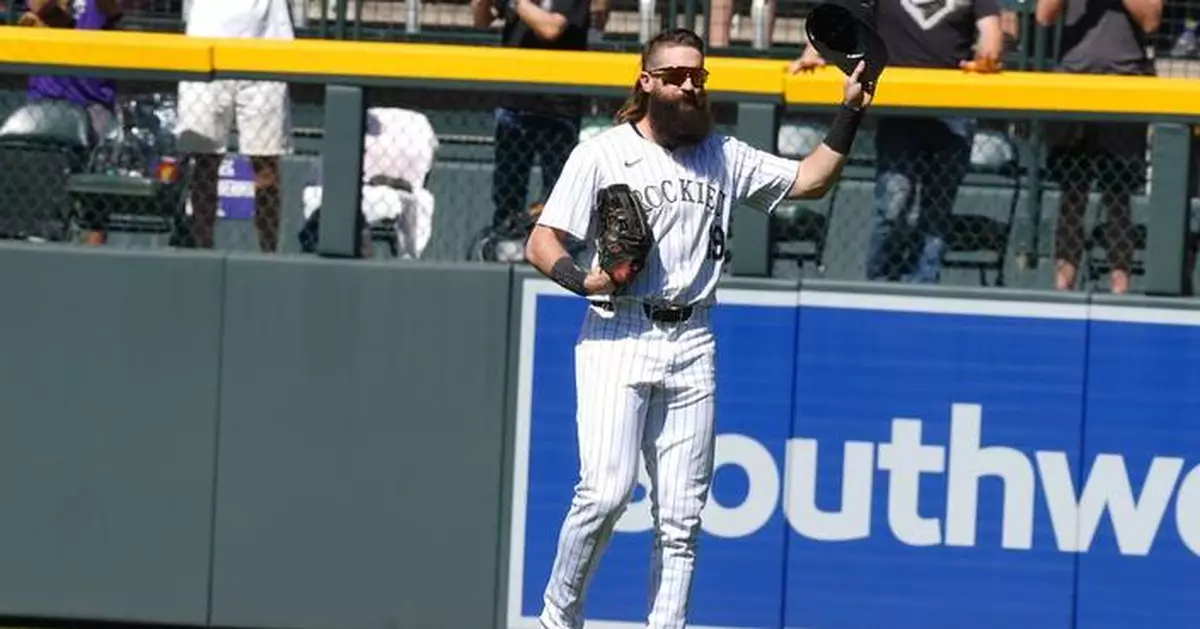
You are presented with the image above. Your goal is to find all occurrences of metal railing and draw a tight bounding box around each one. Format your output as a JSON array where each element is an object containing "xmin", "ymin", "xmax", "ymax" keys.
[
  {"xmin": 640, "ymin": 0, "xmax": 657, "ymax": 43},
  {"xmin": 751, "ymin": 0, "xmax": 769, "ymax": 49},
  {"xmin": 0, "ymin": 0, "xmax": 1105, "ymax": 73}
]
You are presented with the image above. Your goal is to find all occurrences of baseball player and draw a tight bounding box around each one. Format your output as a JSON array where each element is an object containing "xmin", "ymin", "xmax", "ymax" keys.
[{"xmin": 524, "ymin": 27, "xmax": 875, "ymax": 629}]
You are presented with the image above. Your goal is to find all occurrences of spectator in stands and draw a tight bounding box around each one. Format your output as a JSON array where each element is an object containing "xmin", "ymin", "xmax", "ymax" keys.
[
  {"xmin": 999, "ymin": 3, "xmax": 1020, "ymax": 51},
  {"xmin": 1036, "ymin": 0, "xmax": 1160, "ymax": 294},
  {"xmin": 24, "ymin": 0, "xmax": 121, "ymax": 137},
  {"xmin": 589, "ymin": 0, "xmax": 608, "ymax": 43},
  {"xmin": 471, "ymin": 0, "xmax": 590, "ymax": 240},
  {"xmin": 21, "ymin": 0, "xmax": 122, "ymax": 246},
  {"xmin": 790, "ymin": 0, "xmax": 1003, "ymax": 284},
  {"xmin": 174, "ymin": 0, "xmax": 295, "ymax": 253}
]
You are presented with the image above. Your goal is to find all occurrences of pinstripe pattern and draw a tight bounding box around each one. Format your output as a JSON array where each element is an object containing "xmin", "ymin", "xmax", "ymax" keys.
[{"xmin": 536, "ymin": 122, "xmax": 798, "ymax": 629}]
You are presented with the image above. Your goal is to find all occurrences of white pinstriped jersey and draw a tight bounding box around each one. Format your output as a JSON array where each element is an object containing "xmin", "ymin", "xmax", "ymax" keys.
[{"xmin": 538, "ymin": 122, "xmax": 799, "ymax": 307}]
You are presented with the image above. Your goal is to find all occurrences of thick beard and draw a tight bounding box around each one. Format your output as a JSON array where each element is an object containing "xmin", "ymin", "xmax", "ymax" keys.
[{"xmin": 647, "ymin": 91, "xmax": 713, "ymax": 149}]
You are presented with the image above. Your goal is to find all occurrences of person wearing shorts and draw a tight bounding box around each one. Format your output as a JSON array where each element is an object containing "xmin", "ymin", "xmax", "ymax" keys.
[
  {"xmin": 175, "ymin": 0, "xmax": 296, "ymax": 252},
  {"xmin": 1036, "ymin": 0, "xmax": 1161, "ymax": 293},
  {"xmin": 1043, "ymin": 121, "xmax": 1149, "ymax": 293}
]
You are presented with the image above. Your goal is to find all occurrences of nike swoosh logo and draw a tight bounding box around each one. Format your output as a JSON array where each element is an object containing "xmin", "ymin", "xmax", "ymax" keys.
[{"xmin": 625, "ymin": 158, "xmax": 642, "ymax": 167}]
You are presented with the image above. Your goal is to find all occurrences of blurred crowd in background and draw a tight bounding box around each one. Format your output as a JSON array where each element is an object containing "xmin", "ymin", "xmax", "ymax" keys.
[{"xmin": 0, "ymin": 0, "xmax": 1194, "ymax": 296}]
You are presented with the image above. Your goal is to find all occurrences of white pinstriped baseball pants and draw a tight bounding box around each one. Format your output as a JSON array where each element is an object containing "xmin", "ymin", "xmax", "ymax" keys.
[{"xmin": 540, "ymin": 300, "xmax": 717, "ymax": 629}]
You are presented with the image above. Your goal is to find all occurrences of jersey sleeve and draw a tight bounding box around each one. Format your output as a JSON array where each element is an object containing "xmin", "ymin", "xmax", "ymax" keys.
[
  {"xmin": 730, "ymin": 138, "xmax": 799, "ymax": 215},
  {"xmin": 537, "ymin": 143, "xmax": 599, "ymax": 241}
]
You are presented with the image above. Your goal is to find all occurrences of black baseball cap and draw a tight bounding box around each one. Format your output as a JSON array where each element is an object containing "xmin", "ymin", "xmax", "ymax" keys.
[{"xmin": 804, "ymin": 0, "xmax": 889, "ymax": 87}]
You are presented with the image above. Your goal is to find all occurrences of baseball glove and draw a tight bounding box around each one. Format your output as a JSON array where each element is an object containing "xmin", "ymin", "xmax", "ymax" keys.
[{"xmin": 596, "ymin": 183, "xmax": 654, "ymax": 287}]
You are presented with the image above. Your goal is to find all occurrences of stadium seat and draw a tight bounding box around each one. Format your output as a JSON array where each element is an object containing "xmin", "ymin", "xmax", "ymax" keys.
[
  {"xmin": 0, "ymin": 100, "xmax": 94, "ymax": 242},
  {"xmin": 67, "ymin": 93, "xmax": 193, "ymax": 246},
  {"xmin": 940, "ymin": 127, "xmax": 1024, "ymax": 287},
  {"xmin": 771, "ymin": 120, "xmax": 839, "ymax": 276}
]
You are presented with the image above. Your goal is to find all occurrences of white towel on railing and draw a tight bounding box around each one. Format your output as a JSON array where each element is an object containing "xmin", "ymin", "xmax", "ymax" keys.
[{"xmin": 302, "ymin": 107, "xmax": 439, "ymax": 259}]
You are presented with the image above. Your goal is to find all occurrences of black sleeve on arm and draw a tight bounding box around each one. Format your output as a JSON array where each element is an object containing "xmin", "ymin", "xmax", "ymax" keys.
[
  {"xmin": 550, "ymin": 255, "xmax": 589, "ymax": 296},
  {"xmin": 823, "ymin": 104, "xmax": 865, "ymax": 155}
]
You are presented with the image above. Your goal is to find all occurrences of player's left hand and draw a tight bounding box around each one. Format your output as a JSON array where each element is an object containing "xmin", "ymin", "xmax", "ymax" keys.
[{"xmin": 841, "ymin": 61, "xmax": 875, "ymax": 110}]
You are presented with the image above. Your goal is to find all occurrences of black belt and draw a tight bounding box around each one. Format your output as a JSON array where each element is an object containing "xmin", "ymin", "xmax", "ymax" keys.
[{"xmin": 591, "ymin": 300, "xmax": 694, "ymax": 323}]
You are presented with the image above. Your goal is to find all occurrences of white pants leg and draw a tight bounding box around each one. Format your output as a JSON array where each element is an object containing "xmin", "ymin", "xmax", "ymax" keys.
[
  {"xmin": 540, "ymin": 304, "xmax": 716, "ymax": 629},
  {"xmin": 642, "ymin": 314, "xmax": 716, "ymax": 629}
]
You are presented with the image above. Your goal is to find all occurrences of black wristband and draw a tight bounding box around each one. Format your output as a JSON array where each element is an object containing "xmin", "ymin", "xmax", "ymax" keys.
[
  {"xmin": 823, "ymin": 103, "xmax": 865, "ymax": 156},
  {"xmin": 550, "ymin": 256, "xmax": 588, "ymax": 296}
]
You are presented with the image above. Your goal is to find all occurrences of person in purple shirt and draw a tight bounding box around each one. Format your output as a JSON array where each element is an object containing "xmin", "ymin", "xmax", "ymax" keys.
[
  {"xmin": 14, "ymin": 0, "xmax": 122, "ymax": 245},
  {"xmin": 24, "ymin": 0, "xmax": 123, "ymax": 144}
]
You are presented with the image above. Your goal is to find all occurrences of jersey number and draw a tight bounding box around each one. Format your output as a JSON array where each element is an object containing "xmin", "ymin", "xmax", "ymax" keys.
[{"xmin": 708, "ymin": 222, "xmax": 727, "ymax": 260}]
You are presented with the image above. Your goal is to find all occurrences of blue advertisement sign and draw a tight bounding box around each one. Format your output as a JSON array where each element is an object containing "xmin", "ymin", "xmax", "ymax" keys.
[
  {"xmin": 507, "ymin": 278, "xmax": 1200, "ymax": 629},
  {"xmin": 785, "ymin": 294, "xmax": 1088, "ymax": 629},
  {"xmin": 1075, "ymin": 312, "xmax": 1200, "ymax": 629}
]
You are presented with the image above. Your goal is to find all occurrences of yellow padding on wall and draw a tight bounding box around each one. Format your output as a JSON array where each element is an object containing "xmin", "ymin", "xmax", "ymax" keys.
[
  {"xmin": 785, "ymin": 65, "xmax": 1200, "ymax": 116},
  {"xmin": 210, "ymin": 39, "xmax": 785, "ymax": 95},
  {"xmin": 0, "ymin": 27, "xmax": 211, "ymax": 73},
  {"xmin": 0, "ymin": 26, "xmax": 1198, "ymax": 117}
]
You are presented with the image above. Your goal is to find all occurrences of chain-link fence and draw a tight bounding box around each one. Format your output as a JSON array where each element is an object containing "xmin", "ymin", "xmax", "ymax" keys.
[
  {"xmin": 0, "ymin": 72, "xmax": 326, "ymax": 253},
  {"xmin": 771, "ymin": 109, "xmax": 1200, "ymax": 294},
  {"xmin": 0, "ymin": 64, "xmax": 1196, "ymax": 292},
  {"xmin": 355, "ymin": 89, "xmax": 741, "ymax": 263},
  {"xmin": 0, "ymin": 72, "xmax": 680, "ymax": 262}
]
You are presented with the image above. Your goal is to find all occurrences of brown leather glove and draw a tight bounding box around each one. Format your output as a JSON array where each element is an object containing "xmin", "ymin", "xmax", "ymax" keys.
[{"xmin": 596, "ymin": 183, "xmax": 655, "ymax": 288}]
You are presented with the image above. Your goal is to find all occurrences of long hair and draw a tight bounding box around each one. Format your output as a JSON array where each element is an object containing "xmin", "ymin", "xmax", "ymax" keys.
[{"xmin": 614, "ymin": 28, "xmax": 706, "ymax": 125}]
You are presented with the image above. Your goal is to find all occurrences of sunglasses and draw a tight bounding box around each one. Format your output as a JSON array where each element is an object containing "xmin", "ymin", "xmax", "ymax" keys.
[{"xmin": 646, "ymin": 66, "xmax": 709, "ymax": 88}]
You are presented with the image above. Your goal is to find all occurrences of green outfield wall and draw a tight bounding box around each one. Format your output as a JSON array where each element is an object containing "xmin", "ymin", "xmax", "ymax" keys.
[{"xmin": 0, "ymin": 242, "xmax": 1196, "ymax": 629}]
